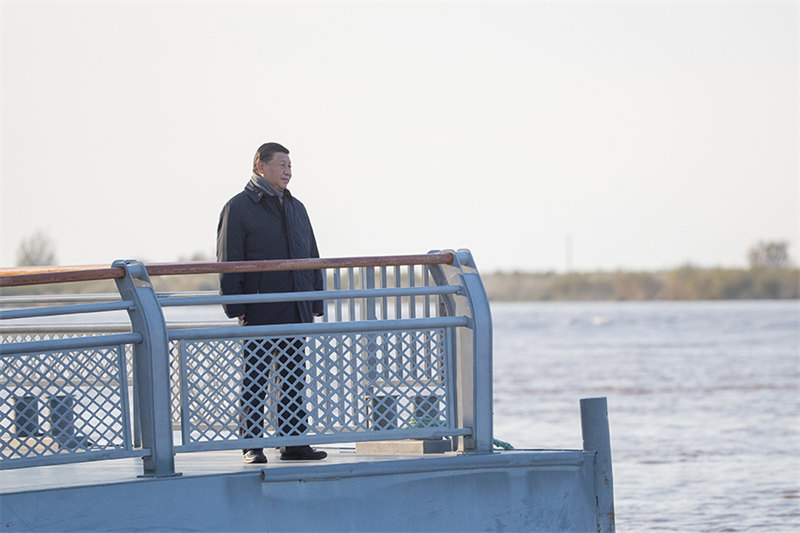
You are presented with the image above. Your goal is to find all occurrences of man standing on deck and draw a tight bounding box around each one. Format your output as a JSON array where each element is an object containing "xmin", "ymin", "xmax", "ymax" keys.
[{"xmin": 216, "ymin": 142, "xmax": 327, "ymax": 464}]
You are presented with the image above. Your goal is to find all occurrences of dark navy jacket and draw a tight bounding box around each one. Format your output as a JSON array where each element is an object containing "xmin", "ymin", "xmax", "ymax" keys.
[{"xmin": 216, "ymin": 180, "xmax": 323, "ymax": 325}]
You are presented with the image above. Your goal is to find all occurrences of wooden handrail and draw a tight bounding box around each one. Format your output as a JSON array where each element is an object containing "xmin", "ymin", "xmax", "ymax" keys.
[
  {"xmin": 0, "ymin": 253, "xmax": 456, "ymax": 288},
  {"xmin": 0, "ymin": 264, "xmax": 110, "ymax": 276},
  {"xmin": 0, "ymin": 267, "xmax": 126, "ymax": 287}
]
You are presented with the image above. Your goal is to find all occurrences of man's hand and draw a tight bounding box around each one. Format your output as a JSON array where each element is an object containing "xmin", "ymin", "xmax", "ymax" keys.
[{"xmin": 237, "ymin": 315, "xmax": 245, "ymax": 326}]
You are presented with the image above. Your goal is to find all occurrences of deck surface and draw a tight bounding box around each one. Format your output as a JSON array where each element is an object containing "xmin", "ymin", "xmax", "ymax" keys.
[{"xmin": 0, "ymin": 446, "xmax": 449, "ymax": 494}]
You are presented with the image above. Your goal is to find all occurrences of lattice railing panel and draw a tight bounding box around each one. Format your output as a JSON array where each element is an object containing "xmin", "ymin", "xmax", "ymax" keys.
[
  {"xmin": 0, "ymin": 346, "xmax": 131, "ymax": 463},
  {"xmin": 179, "ymin": 328, "xmax": 451, "ymax": 446},
  {"xmin": 2, "ymin": 331, "xmax": 189, "ymax": 430}
]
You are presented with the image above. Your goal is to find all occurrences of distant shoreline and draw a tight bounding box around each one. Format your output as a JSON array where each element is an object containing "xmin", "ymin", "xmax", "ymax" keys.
[{"xmin": 482, "ymin": 267, "xmax": 799, "ymax": 301}]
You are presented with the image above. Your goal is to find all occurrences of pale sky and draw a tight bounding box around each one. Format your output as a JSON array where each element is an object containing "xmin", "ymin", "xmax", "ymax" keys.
[{"xmin": 1, "ymin": 0, "xmax": 798, "ymax": 273}]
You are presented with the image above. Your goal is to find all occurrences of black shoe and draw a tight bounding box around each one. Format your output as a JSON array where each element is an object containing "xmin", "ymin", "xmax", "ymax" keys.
[
  {"xmin": 279, "ymin": 445, "xmax": 327, "ymax": 461},
  {"xmin": 243, "ymin": 449, "xmax": 267, "ymax": 464}
]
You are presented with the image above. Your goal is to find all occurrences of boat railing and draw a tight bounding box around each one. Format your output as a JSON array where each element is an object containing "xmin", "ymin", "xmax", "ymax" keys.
[{"xmin": 0, "ymin": 250, "xmax": 492, "ymax": 477}]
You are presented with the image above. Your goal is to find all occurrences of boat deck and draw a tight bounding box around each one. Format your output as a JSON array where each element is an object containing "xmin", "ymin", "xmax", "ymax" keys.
[
  {"xmin": 1, "ymin": 446, "xmax": 606, "ymax": 532},
  {"xmin": 1, "ymin": 445, "xmax": 587, "ymax": 495},
  {"xmin": 0, "ymin": 446, "xmax": 405, "ymax": 494}
]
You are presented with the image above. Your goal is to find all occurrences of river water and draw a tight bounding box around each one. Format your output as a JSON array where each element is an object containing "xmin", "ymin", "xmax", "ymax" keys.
[{"xmin": 491, "ymin": 300, "xmax": 799, "ymax": 532}]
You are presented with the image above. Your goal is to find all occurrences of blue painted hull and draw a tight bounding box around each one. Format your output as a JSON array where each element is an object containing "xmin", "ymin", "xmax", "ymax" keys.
[{"xmin": 1, "ymin": 450, "xmax": 605, "ymax": 532}]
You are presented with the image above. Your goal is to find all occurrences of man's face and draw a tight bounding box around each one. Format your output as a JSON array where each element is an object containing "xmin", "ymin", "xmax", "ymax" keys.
[{"xmin": 257, "ymin": 152, "xmax": 292, "ymax": 191}]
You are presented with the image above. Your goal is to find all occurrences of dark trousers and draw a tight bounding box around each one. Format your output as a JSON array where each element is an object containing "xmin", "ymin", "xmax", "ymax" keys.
[{"xmin": 240, "ymin": 337, "xmax": 308, "ymax": 441}]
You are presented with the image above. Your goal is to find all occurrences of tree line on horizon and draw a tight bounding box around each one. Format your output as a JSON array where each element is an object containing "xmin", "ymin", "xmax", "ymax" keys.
[
  {"xmin": 482, "ymin": 265, "xmax": 798, "ymax": 301},
  {"xmin": 484, "ymin": 241, "xmax": 797, "ymax": 301}
]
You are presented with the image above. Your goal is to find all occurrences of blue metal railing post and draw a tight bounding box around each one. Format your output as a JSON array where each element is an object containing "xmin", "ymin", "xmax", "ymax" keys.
[
  {"xmin": 456, "ymin": 251, "xmax": 493, "ymax": 454},
  {"xmin": 113, "ymin": 260, "xmax": 178, "ymax": 478},
  {"xmin": 432, "ymin": 250, "xmax": 494, "ymax": 454},
  {"xmin": 580, "ymin": 397, "xmax": 615, "ymax": 533}
]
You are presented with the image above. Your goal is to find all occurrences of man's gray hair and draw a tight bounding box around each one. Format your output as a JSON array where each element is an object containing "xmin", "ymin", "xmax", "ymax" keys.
[{"xmin": 253, "ymin": 142, "xmax": 289, "ymax": 172}]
